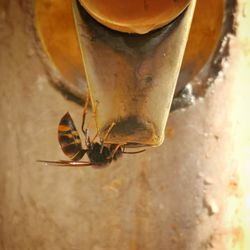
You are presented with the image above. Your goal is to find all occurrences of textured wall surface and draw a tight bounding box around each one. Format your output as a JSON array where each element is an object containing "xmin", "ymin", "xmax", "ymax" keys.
[{"xmin": 0, "ymin": 1, "xmax": 249, "ymax": 249}]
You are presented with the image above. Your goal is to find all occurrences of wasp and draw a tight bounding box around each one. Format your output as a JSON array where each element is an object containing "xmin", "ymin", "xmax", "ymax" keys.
[{"xmin": 38, "ymin": 97, "xmax": 145, "ymax": 168}]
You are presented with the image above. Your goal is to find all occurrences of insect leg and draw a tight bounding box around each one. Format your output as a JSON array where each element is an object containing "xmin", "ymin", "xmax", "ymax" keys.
[
  {"xmin": 82, "ymin": 99, "xmax": 100, "ymax": 146},
  {"xmin": 93, "ymin": 100, "xmax": 100, "ymax": 136},
  {"xmin": 81, "ymin": 94, "xmax": 90, "ymax": 135},
  {"xmin": 90, "ymin": 132, "xmax": 98, "ymax": 143},
  {"xmin": 88, "ymin": 100, "xmax": 100, "ymax": 143},
  {"xmin": 100, "ymin": 122, "xmax": 116, "ymax": 153},
  {"xmin": 123, "ymin": 149, "xmax": 146, "ymax": 154},
  {"xmin": 83, "ymin": 128, "xmax": 91, "ymax": 147},
  {"xmin": 108, "ymin": 144, "xmax": 123, "ymax": 159}
]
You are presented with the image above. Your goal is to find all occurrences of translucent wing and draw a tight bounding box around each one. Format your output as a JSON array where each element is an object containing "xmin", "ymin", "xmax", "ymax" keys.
[{"xmin": 37, "ymin": 160, "xmax": 92, "ymax": 167}]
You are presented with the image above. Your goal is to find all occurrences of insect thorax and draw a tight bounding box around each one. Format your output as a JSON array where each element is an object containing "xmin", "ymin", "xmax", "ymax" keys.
[{"xmin": 87, "ymin": 143, "xmax": 122, "ymax": 165}]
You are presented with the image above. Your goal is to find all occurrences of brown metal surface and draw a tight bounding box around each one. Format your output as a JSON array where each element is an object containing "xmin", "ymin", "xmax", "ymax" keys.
[
  {"xmin": 35, "ymin": 0, "xmax": 224, "ymax": 101},
  {"xmin": 72, "ymin": 0, "xmax": 196, "ymax": 146},
  {"xmin": 78, "ymin": 0, "xmax": 190, "ymax": 34},
  {"xmin": 1, "ymin": 0, "xmax": 249, "ymax": 249}
]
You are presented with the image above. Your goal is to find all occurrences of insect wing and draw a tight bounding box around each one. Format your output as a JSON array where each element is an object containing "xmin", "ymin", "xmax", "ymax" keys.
[
  {"xmin": 37, "ymin": 160, "xmax": 92, "ymax": 167},
  {"xmin": 58, "ymin": 112, "xmax": 86, "ymax": 160}
]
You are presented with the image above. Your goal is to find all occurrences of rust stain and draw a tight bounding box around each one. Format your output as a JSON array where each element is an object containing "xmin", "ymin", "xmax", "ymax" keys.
[
  {"xmin": 232, "ymin": 227, "xmax": 244, "ymax": 246},
  {"xmin": 228, "ymin": 178, "xmax": 242, "ymax": 197},
  {"xmin": 166, "ymin": 127, "xmax": 174, "ymax": 139}
]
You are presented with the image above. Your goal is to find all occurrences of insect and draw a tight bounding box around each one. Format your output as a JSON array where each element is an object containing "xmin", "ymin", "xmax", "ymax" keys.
[{"xmin": 38, "ymin": 98, "xmax": 145, "ymax": 168}]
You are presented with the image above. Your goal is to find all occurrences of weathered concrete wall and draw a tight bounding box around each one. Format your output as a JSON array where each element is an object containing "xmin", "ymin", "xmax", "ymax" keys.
[{"xmin": 0, "ymin": 1, "xmax": 249, "ymax": 249}]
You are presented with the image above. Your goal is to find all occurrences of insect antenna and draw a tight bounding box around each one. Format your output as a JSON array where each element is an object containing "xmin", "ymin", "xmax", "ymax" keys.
[
  {"xmin": 81, "ymin": 94, "xmax": 90, "ymax": 135},
  {"xmin": 106, "ymin": 144, "xmax": 123, "ymax": 160}
]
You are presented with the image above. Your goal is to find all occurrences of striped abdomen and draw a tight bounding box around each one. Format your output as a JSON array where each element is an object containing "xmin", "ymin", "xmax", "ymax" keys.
[{"xmin": 58, "ymin": 112, "xmax": 86, "ymax": 161}]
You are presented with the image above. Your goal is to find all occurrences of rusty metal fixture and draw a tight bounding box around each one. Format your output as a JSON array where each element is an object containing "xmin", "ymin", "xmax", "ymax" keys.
[
  {"xmin": 35, "ymin": 0, "xmax": 232, "ymax": 106},
  {"xmin": 72, "ymin": 0, "xmax": 196, "ymax": 146}
]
